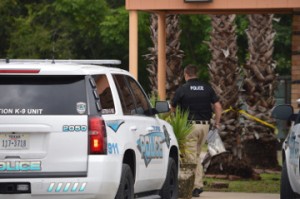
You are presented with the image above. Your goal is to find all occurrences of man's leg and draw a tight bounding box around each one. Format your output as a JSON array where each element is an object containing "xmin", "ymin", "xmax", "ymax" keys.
[
  {"xmin": 185, "ymin": 124, "xmax": 199, "ymax": 164},
  {"xmin": 192, "ymin": 124, "xmax": 210, "ymax": 197}
]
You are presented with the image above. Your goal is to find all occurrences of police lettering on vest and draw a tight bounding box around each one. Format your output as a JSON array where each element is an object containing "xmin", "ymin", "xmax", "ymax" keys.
[{"xmin": 190, "ymin": 86, "xmax": 204, "ymax": 91}]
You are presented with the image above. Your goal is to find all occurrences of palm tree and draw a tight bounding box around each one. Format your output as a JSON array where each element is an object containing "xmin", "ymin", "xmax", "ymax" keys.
[
  {"xmin": 206, "ymin": 14, "xmax": 241, "ymax": 154},
  {"xmin": 144, "ymin": 14, "xmax": 184, "ymax": 100},
  {"xmin": 242, "ymin": 14, "xmax": 278, "ymax": 168},
  {"xmin": 205, "ymin": 14, "xmax": 255, "ymax": 178}
]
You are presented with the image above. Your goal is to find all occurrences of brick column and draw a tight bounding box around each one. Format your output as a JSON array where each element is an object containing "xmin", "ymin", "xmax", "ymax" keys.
[{"xmin": 292, "ymin": 13, "xmax": 300, "ymax": 110}]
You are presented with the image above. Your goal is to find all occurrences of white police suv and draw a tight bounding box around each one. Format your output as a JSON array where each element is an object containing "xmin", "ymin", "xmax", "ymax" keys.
[
  {"xmin": 0, "ymin": 59, "xmax": 179, "ymax": 199},
  {"xmin": 272, "ymin": 101, "xmax": 300, "ymax": 199}
]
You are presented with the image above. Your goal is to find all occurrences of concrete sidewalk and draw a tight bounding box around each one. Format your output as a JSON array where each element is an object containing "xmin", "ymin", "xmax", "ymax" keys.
[{"xmin": 198, "ymin": 191, "xmax": 279, "ymax": 199}]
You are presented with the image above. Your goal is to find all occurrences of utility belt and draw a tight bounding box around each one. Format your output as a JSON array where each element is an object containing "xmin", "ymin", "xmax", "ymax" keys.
[{"xmin": 189, "ymin": 120, "xmax": 210, "ymax": 125}]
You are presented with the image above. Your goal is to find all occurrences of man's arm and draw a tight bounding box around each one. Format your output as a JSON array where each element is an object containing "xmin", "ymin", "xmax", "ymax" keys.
[
  {"xmin": 170, "ymin": 105, "xmax": 176, "ymax": 113},
  {"xmin": 213, "ymin": 101, "xmax": 222, "ymax": 128},
  {"xmin": 171, "ymin": 87, "xmax": 181, "ymax": 113}
]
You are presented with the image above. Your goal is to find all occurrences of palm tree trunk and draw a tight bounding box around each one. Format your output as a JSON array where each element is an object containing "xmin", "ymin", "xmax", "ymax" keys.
[
  {"xmin": 207, "ymin": 14, "xmax": 241, "ymax": 154},
  {"xmin": 205, "ymin": 15, "xmax": 255, "ymax": 178},
  {"xmin": 144, "ymin": 14, "xmax": 184, "ymax": 100},
  {"xmin": 242, "ymin": 14, "xmax": 279, "ymax": 168}
]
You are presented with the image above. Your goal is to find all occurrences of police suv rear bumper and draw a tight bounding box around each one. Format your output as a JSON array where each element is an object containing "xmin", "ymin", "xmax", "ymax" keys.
[{"xmin": 0, "ymin": 155, "xmax": 122, "ymax": 199}]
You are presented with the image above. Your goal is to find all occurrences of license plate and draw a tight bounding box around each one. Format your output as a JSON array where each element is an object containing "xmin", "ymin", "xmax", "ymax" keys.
[{"xmin": 0, "ymin": 134, "xmax": 29, "ymax": 150}]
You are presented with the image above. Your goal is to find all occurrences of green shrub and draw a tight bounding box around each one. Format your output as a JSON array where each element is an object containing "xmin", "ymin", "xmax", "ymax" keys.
[{"xmin": 166, "ymin": 107, "xmax": 193, "ymax": 162}]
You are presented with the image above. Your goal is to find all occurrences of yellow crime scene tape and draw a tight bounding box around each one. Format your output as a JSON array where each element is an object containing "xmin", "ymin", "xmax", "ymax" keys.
[{"xmin": 223, "ymin": 107, "xmax": 278, "ymax": 135}]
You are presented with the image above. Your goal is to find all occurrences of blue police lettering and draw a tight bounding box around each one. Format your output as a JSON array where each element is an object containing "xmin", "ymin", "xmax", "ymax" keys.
[
  {"xmin": 137, "ymin": 132, "xmax": 164, "ymax": 167},
  {"xmin": 152, "ymin": 126, "xmax": 161, "ymax": 132},
  {"xmin": 0, "ymin": 161, "xmax": 41, "ymax": 171},
  {"xmin": 63, "ymin": 125, "xmax": 87, "ymax": 132},
  {"xmin": 108, "ymin": 143, "xmax": 119, "ymax": 154}
]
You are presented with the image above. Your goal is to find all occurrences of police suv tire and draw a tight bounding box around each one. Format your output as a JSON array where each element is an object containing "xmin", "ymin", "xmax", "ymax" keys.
[
  {"xmin": 281, "ymin": 160, "xmax": 296, "ymax": 199},
  {"xmin": 115, "ymin": 164, "xmax": 134, "ymax": 199},
  {"xmin": 160, "ymin": 157, "xmax": 178, "ymax": 199}
]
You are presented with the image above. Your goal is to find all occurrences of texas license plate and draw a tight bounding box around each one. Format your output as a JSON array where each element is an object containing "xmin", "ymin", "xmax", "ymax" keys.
[{"xmin": 0, "ymin": 134, "xmax": 29, "ymax": 150}]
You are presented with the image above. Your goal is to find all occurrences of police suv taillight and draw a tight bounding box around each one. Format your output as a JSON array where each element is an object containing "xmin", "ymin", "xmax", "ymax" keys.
[{"xmin": 88, "ymin": 116, "xmax": 107, "ymax": 154}]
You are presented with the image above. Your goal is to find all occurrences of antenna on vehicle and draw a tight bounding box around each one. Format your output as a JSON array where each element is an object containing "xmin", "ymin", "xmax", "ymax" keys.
[
  {"xmin": 51, "ymin": 40, "xmax": 56, "ymax": 64},
  {"xmin": 51, "ymin": 31, "xmax": 56, "ymax": 64}
]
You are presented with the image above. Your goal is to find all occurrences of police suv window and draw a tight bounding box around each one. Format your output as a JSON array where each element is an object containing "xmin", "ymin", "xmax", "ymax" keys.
[
  {"xmin": 0, "ymin": 75, "xmax": 87, "ymax": 115},
  {"xmin": 127, "ymin": 77, "xmax": 152, "ymax": 115},
  {"xmin": 113, "ymin": 75, "xmax": 136, "ymax": 115},
  {"xmin": 113, "ymin": 75, "xmax": 151, "ymax": 116},
  {"xmin": 93, "ymin": 75, "xmax": 115, "ymax": 114}
]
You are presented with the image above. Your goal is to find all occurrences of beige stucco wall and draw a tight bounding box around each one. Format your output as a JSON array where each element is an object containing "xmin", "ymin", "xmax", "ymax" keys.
[{"xmin": 126, "ymin": 0, "xmax": 300, "ymax": 13}]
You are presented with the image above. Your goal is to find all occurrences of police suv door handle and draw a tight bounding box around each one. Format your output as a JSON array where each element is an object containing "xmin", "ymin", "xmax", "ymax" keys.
[
  {"xmin": 130, "ymin": 126, "xmax": 137, "ymax": 132},
  {"xmin": 147, "ymin": 127, "xmax": 154, "ymax": 132}
]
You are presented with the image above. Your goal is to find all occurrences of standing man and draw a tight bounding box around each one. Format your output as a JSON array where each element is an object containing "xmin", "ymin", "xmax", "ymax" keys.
[{"xmin": 171, "ymin": 64, "xmax": 222, "ymax": 197}]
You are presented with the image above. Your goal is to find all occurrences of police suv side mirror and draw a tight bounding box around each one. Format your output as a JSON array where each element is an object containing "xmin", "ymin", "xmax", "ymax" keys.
[
  {"xmin": 155, "ymin": 101, "xmax": 170, "ymax": 114},
  {"xmin": 271, "ymin": 104, "xmax": 294, "ymax": 121}
]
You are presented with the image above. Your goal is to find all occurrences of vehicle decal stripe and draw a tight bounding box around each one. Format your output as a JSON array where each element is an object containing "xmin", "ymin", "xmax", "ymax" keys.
[
  {"xmin": 64, "ymin": 183, "xmax": 71, "ymax": 192},
  {"xmin": 79, "ymin": 182, "xmax": 87, "ymax": 192},
  {"xmin": 47, "ymin": 182, "xmax": 87, "ymax": 193},
  {"xmin": 47, "ymin": 183, "xmax": 55, "ymax": 192},
  {"xmin": 55, "ymin": 183, "xmax": 63, "ymax": 192},
  {"xmin": 71, "ymin": 183, "xmax": 79, "ymax": 192},
  {"xmin": 106, "ymin": 120, "xmax": 124, "ymax": 132}
]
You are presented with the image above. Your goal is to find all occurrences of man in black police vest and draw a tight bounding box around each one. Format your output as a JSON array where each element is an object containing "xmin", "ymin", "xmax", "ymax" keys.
[{"xmin": 171, "ymin": 64, "xmax": 222, "ymax": 197}]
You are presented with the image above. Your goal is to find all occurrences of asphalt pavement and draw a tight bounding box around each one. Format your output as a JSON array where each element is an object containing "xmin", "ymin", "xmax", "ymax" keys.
[
  {"xmin": 141, "ymin": 191, "xmax": 279, "ymax": 199},
  {"xmin": 141, "ymin": 152, "xmax": 280, "ymax": 199}
]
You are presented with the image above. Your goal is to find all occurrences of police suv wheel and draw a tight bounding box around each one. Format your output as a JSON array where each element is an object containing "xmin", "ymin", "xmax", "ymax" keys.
[
  {"xmin": 160, "ymin": 158, "xmax": 178, "ymax": 199},
  {"xmin": 281, "ymin": 161, "xmax": 297, "ymax": 199},
  {"xmin": 115, "ymin": 164, "xmax": 134, "ymax": 199}
]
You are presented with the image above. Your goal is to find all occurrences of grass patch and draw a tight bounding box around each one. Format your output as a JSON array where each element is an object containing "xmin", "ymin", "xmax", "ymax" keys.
[{"xmin": 204, "ymin": 173, "xmax": 280, "ymax": 193}]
